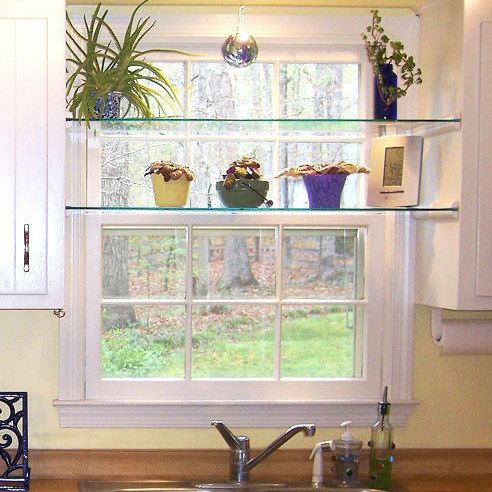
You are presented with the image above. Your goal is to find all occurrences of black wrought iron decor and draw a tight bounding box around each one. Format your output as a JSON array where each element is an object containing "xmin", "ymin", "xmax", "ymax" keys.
[{"xmin": 0, "ymin": 393, "xmax": 29, "ymax": 491}]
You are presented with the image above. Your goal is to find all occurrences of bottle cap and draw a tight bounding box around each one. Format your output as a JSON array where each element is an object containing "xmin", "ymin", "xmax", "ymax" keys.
[{"xmin": 378, "ymin": 386, "xmax": 391, "ymax": 415}]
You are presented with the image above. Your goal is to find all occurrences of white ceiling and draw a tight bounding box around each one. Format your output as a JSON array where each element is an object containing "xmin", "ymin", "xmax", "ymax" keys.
[{"xmin": 66, "ymin": 0, "xmax": 428, "ymax": 10}]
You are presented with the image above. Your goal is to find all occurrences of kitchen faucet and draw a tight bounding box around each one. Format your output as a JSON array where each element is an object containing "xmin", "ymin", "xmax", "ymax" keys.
[{"xmin": 211, "ymin": 420, "xmax": 316, "ymax": 483}]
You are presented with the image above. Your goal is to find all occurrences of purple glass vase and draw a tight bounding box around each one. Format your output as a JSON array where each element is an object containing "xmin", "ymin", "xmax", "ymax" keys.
[{"xmin": 302, "ymin": 173, "xmax": 347, "ymax": 209}]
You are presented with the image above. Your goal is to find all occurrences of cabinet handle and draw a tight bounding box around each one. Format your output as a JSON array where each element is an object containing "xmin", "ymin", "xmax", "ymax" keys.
[{"xmin": 23, "ymin": 224, "xmax": 29, "ymax": 272}]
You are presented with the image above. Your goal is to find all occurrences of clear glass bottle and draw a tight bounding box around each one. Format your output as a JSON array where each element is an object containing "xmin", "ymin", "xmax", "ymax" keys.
[{"xmin": 368, "ymin": 386, "xmax": 394, "ymax": 490}]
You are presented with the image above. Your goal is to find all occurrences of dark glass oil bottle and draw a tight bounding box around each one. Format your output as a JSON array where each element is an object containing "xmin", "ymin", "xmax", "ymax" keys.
[{"xmin": 368, "ymin": 386, "xmax": 394, "ymax": 490}]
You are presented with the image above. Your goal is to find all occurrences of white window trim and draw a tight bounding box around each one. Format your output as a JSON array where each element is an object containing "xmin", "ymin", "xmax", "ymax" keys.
[
  {"xmin": 57, "ymin": 211, "xmax": 417, "ymax": 427},
  {"xmin": 57, "ymin": 7, "xmax": 420, "ymax": 427}
]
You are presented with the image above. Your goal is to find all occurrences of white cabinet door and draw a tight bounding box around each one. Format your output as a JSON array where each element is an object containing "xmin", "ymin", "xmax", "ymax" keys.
[
  {"xmin": 0, "ymin": 1, "xmax": 64, "ymax": 308},
  {"xmin": 459, "ymin": 0, "xmax": 492, "ymax": 308},
  {"xmin": 0, "ymin": 19, "xmax": 17, "ymax": 295},
  {"xmin": 415, "ymin": 0, "xmax": 492, "ymax": 310},
  {"xmin": 475, "ymin": 22, "xmax": 492, "ymax": 297}
]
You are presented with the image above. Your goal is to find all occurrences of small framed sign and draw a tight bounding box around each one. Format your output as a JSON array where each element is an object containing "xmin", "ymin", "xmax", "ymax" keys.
[{"xmin": 367, "ymin": 135, "xmax": 423, "ymax": 207}]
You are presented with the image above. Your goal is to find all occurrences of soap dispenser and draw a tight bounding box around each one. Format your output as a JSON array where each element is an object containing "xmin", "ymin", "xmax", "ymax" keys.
[
  {"xmin": 329, "ymin": 420, "xmax": 363, "ymax": 488},
  {"xmin": 368, "ymin": 386, "xmax": 395, "ymax": 490}
]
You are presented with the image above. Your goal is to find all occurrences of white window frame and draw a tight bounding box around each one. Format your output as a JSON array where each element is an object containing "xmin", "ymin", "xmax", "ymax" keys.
[{"xmin": 56, "ymin": 7, "xmax": 420, "ymax": 427}]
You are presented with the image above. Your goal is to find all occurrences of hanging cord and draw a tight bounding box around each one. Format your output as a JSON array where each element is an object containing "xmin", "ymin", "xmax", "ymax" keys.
[{"xmin": 236, "ymin": 5, "xmax": 246, "ymax": 36}]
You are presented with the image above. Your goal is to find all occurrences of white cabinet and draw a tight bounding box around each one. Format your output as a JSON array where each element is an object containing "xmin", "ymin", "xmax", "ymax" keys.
[
  {"xmin": 472, "ymin": 10, "xmax": 492, "ymax": 298},
  {"xmin": 0, "ymin": 0, "xmax": 64, "ymax": 308},
  {"xmin": 415, "ymin": 0, "xmax": 492, "ymax": 310}
]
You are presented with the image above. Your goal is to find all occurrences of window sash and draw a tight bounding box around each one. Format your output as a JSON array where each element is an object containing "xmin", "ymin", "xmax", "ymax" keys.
[
  {"xmin": 84, "ymin": 211, "xmax": 385, "ymax": 400},
  {"xmin": 83, "ymin": 56, "xmax": 365, "ymax": 210}
]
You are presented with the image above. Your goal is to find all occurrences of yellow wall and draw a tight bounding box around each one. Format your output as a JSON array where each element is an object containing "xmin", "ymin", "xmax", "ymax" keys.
[{"xmin": 1, "ymin": 306, "xmax": 492, "ymax": 449}]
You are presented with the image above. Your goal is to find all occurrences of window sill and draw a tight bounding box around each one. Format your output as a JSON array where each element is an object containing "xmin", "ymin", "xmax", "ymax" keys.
[{"xmin": 53, "ymin": 399, "xmax": 419, "ymax": 428}]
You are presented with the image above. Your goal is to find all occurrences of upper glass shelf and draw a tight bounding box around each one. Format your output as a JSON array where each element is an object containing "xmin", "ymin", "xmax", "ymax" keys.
[
  {"xmin": 66, "ymin": 205, "xmax": 459, "ymax": 214},
  {"xmin": 66, "ymin": 117, "xmax": 461, "ymax": 137}
]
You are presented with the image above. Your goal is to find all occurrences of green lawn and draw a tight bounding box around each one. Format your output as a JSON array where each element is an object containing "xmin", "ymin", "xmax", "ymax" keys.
[{"xmin": 102, "ymin": 310, "xmax": 355, "ymax": 379}]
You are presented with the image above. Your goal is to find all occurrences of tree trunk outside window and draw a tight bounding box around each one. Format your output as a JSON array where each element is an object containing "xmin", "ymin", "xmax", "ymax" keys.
[
  {"xmin": 221, "ymin": 236, "xmax": 258, "ymax": 291},
  {"xmin": 102, "ymin": 138, "xmax": 136, "ymax": 329}
]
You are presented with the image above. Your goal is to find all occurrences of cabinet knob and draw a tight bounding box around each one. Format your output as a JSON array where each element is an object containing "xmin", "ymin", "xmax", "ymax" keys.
[{"xmin": 53, "ymin": 309, "xmax": 66, "ymax": 319}]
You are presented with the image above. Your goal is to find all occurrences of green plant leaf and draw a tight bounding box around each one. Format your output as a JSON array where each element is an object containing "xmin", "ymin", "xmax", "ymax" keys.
[
  {"xmin": 65, "ymin": 0, "xmax": 187, "ymax": 124},
  {"xmin": 362, "ymin": 8, "xmax": 423, "ymax": 105}
]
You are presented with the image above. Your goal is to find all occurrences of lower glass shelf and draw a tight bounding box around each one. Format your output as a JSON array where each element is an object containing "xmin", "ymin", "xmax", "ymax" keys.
[{"xmin": 66, "ymin": 205, "xmax": 459, "ymax": 213}]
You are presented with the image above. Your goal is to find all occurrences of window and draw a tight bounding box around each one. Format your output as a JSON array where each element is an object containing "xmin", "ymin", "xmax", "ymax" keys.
[
  {"xmin": 59, "ymin": 8, "xmax": 417, "ymax": 427},
  {"xmin": 85, "ymin": 212, "xmax": 384, "ymax": 402}
]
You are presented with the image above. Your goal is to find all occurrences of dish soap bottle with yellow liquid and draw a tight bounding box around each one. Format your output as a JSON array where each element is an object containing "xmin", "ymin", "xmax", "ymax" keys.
[{"xmin": 368, "ymin": 386, "xmax": 395, "ymax": 490}]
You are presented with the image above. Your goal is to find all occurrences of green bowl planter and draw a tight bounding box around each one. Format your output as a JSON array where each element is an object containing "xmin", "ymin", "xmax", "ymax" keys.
[{"xmin": 216, "ymin": 179, "xmax": 270, "ymax": 208}]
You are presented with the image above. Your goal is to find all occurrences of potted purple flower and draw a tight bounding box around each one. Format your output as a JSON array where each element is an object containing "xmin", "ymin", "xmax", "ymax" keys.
[{"xmin": 276, "ymin": 161, "xmax": 370, "ymax": 209}]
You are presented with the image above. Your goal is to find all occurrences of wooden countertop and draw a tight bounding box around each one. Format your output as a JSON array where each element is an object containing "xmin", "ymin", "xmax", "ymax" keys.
[{"xmin": 29, "ymin": 480, "xmax": 77, "ymax": 491}]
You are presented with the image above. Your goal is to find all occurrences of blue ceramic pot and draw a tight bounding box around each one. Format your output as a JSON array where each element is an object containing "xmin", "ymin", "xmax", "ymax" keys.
[{"xmin": 94, "ymin": 91, "xmax": 124, "ymax": 119}]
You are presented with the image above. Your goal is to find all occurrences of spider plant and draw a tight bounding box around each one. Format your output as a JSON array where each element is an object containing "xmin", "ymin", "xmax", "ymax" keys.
[{"xmin": 66, "ymin": 0, "xmax": 189, "ymax": 123}]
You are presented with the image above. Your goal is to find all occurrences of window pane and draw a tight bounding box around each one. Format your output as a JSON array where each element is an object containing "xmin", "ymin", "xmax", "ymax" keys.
[
  {"xmin": 192, "ymin": 304, "xmax": 275, "ymax": 378},
  {"xmin": 189, "ymin": 141, "xmax": 273, "ymax": 208},
  {"xmin": 101, "ymin": 304, "xmax": 186, "ymax": 378},
  {"xmin": 191, "ymin": 62, "xmax": 273, "ymax": 119},
  {"xmin": 280, "ymin": 63, "xmax": 359, "ymax": 118},
  {"xmin": 100, "ymin": 136, "xmax": 186, "ymax": 207},
  {"xmin": 282, "ymin": 228, "xmax": 360, "ymax": 299},
  {"xmin": 281, "ymin": 305, "xmax": 359, "ymax": 378},
  {"xmin": 192, "ymin": 228, "xmax": 276, "ymax": 299},
  {"xmin": 102, "ymin": 228, "xmax": 187, "ymax": 299},
  {"xmin": 153, "ymin": 62, "xmax": 186, "ymax": 115}
]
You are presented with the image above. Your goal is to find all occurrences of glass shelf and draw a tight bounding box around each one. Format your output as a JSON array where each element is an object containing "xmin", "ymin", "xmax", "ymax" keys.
[
  {"xmin": 66, "ymin": 116, "xmax": 461, "ymax": 216},
  {"xmin": 66, "ymin": 205, "xmax": 459, "ymax": 213},
  {"xmin": 66, "ymin": 116, "xmax": 461, "ymax": 137}
]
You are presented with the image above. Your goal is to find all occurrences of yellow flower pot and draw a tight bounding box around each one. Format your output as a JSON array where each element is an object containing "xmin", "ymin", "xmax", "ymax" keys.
[{"xmin": 150, "ymin": 174, "xmax": 191, "ymax": 207}]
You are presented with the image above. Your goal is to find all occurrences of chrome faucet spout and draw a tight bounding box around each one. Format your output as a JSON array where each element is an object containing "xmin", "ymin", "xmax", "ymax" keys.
[
  {"xmin": 211, "ymin": 421, "xmax": 316, "ymax": 483},
  {"xmin": 211, "ymin": 420, "xmax": 242, "ymax": 449},
  {"xmin": 245, "ymin": 424, "xmax": 316, "ymax": 471}
]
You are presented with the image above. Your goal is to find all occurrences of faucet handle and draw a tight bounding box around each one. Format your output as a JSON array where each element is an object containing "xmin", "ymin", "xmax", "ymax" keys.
[{"xmin": 211, "ymin": 421, "xmax": 245, "ymax": 450}]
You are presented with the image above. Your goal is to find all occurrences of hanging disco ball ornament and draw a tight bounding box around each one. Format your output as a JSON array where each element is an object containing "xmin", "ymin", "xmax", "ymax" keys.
[{"xmin": 222, "ymin": 5, "xmax": 258, "ymax": 68}]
